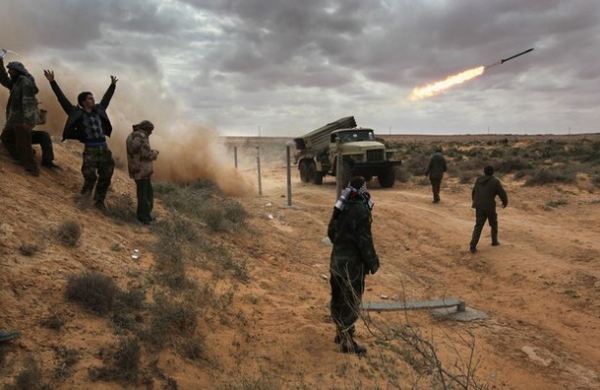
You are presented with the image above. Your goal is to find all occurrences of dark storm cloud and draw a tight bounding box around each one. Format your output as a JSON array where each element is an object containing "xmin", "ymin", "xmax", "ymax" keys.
[{"xmin": 1, "ymin": 0, "xmax": 599, "ymax": 134}]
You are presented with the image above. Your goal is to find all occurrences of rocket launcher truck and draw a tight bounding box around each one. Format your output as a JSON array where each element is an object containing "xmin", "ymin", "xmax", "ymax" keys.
[{"xmin": 293, "ymin": 116, "xmax": 401, "ymax": 187}]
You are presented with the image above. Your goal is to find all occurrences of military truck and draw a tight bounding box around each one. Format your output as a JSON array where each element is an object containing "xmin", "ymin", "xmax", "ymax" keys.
[{"xmin": 293, "ymin": 116, "xmax": 401, "ymax": 187}]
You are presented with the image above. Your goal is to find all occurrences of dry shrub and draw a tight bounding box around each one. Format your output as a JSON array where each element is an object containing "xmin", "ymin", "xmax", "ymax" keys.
[
  {"xmin": 145, "ymin": 293, "xmax": 198, "ymax": 348},
  {"xmin": 57, "ymin": 220, "xmax": 82, "ymax": 247},
  {"xmin": 18, "ymin": 243, "xmax": 38, "ymax": 256},
  {"xmin": 40, "ymin": 313, "xmax": 65, "ymax": 330},
  {"xmin": 105, "ymin": 193, "xmax": 136, "ymax": 223},
  {"xmin": 525, "ymin": 168, "xmax": 576, "ymax": 186},
  {"xmin": 89, "ymin": 338, "xmax": 141, "ymax": 383},
  {"xmin": 111, "ymin": 289, "xmax": 146, "ymax": 330},
  {"xmin": 5, "ymin": 357, "xmax": 46, "ymax": 390},
  {"xmin": 53, "ymin": 347, "xmax": 80, "ymax": 380},
  {"xmin": 395, "ymin": 166, "xmax": 412, "ymax": 183},
  {"xmin": 176, "ymin": 336, "xmax": 206, "ymax": 360},
  {"xmin": 66, "ymin": 272, "xmax": 117, "ymax": 315}
]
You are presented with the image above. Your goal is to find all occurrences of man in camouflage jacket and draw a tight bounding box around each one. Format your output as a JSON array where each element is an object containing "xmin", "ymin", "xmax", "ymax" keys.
[
  {"xmin": 327, "ymin": 176, "xmax": 379, "ymax": 355},
  {"xmin": 0, "ymin": 59, "xmax": 57, "ymax": 175},
  {"xmin": 126, "ymin": 120, "xmax": 159, "ymax": 224}
]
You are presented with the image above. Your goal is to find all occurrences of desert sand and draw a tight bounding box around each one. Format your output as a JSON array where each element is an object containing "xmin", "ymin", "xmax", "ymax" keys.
[{"xmin": 1, "ymin": 139, "xmax": 599, "ymax": 389}]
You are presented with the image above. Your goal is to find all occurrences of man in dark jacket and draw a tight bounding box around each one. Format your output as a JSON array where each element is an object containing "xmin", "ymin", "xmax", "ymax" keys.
[
  {"xmin": 425, "ymin": 147, "xmax": 447, "ymax": 203},
  {"xmin": 43, "ymin": 69, "xmax": 117, "ymax": 209},
  {"xmin": 0, "ymin": 59, "xmax": 57, "ymax": 175},
  {"xmin": 470, "ymin": 166, "xmax": 508, "ymax": 253},
  {"xmin": 328, "ymin": 176, "xmax": 379, "ymax": 355}
]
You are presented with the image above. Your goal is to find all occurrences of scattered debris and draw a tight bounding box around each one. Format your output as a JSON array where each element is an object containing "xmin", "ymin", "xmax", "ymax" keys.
[
  {"xmin": 267, "ymin": 214, "xmax": 274, "ymax": 220},
  {"xmin": 131, "ymin": 249, "xmax": 141, "ymax": 261},
  {"xmin": 320, "ymin": 274, "xmax": 329, "ymax": 281},
  {"xmin": 265, "ymin": 202, "xmax": 272, "ymax": 207},
  {"xmin": 380, "ymin": 294, "xmax": 389, "ymax": 300}
]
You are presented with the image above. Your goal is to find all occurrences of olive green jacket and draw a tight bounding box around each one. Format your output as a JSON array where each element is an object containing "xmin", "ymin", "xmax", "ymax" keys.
[
  {"xmin": 472, "ymin": 175, "xmax": 508, "ymax": 211},
  {"xmin": 0, "ymin": 60, "xmax": 39, "ymax": 126}
]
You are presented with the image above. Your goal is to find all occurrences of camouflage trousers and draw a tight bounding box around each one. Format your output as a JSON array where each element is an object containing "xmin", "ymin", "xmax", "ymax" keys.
[
  {"xmin": 330, "ymin": 263, "xmax": 365, "ymax": 333},
  {"xmin": 81, "ymin": 146, "xmax": 115, "ymax": 204}
]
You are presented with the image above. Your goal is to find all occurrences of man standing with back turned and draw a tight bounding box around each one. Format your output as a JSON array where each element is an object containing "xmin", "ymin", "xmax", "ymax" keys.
[
  {"xmin": 425, "ymin": 146, "xmax": 447, "ymax": 203},
  {"xmin": 469, "ymin": 165, "xmax": 508, "ymax": 253},
  {"xmin": 328, "ymin": 176, "xmax": 379, "ymax": 355},
  {"xmin": 43, "ymin": 69, "xmax": 117, "ymax": 209}
]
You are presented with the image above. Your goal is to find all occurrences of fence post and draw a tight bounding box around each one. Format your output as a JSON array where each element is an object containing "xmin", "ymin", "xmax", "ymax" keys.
[
  {"xmin": 234, "ymin": 146, "xmax": 238, "ymax": 169},
  {"xmin": 256, "ymin": 146, "xmax": 262, "ymax": 196},
  {"xmin": 286, "ymin": 144, "xmax": 292, "ymax": 206}
]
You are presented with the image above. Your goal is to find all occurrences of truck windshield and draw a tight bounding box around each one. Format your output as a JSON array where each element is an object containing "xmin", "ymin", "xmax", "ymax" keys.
[{"xmin": 337, "ymin": 131, "xmax": 375, "ymax": 143}]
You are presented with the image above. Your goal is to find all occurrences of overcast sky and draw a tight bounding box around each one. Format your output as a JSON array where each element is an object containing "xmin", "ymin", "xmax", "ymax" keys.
[{"xmin": 1, "ymin": 0, "xmax": 599, "ymax": 136}]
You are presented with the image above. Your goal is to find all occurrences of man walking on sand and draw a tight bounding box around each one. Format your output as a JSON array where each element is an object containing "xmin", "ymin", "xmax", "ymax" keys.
[
  {"xmin": 44, "ymin": 69, "xmax": 117, "ymax": 209},
  {"xmin": 470, "ymin": 165, "xmax": 508, "ymax": 253},
  {"xmin": 425, "ymin": 146, "xmax": 447, "ymax": 203},
  {"xmin": 328, "ymin": 176, "xmax": 379, "ymax": 355},
  {"xmin": 126, "ymin": 120, "xmax": 159, "ymax": 224}
]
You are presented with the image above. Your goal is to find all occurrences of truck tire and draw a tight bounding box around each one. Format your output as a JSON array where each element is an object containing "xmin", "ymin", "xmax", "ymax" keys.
[
  {"xmin": 378, "ymin": 167, "xmax": 396, "ymax": 188},
  {"xmin": 299, "ymin": 160, "xmax": 310, "ymax": 183},
  {"xmin": 306, "ymin": 161, "xmax": 317, "ymax": 183},
  {"xmin": 313, "ymin": 171, "xmax": 324, "ymax": 185}
]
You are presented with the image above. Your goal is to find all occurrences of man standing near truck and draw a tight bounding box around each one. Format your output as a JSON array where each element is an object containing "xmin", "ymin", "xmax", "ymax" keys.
[
  {"xmin": 328, "ymin": 176, "xmax": 379, "ymax": 355},
  {"xmin": 425, "ymin": 146, "xmax": 447, "ymax": 203}
]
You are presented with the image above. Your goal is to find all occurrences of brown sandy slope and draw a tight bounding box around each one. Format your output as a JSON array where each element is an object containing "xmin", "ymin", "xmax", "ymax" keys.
[{"xmin": 1, "ymin": 140, "xmax": 600, "ymax": 389}]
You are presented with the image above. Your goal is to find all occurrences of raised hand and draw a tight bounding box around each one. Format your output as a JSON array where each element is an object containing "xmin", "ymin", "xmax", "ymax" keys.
[
  {"xmin": 43, "ymin": 69, "xmax": 55, "ymax": 82},
  {"xmin": 110, "ymin": 75, "xmax": 118, "ymax": 85}
]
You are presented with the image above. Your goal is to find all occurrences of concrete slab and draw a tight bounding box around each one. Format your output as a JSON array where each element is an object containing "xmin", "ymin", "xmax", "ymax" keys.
[
  {"xmin": 431, "ymin": 306, "xmax": 488, "ymax": 322},
  {"xmin": 363, "ymin": 298, "xmax": 463, "ymax": 312}
]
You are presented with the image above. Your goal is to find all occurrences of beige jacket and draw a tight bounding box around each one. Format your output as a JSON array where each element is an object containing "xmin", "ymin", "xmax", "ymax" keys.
[{"xmin": 126, "ymin": 129, "xmax": 158, "ymax": 180}]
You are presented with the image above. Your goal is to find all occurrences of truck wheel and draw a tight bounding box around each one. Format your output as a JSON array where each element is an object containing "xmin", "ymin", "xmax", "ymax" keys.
[
  {"xmin": 306, "ymin": 161, "xmax": 317, "ymax": 183},
  {"xmin": 299, "ymin": 160, "xmax": 310, "ymax": 183},
  {"xmin": 313, "ymin": 171, "xmax": 324, "ymax": 185},
  {"xmin": 378, "ymin": 167, "xmax": 396, "ymax": 188}
]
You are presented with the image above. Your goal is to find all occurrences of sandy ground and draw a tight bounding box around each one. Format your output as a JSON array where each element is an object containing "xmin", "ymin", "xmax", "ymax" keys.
[
  {"xmin": 1, "ymin": 141, "xmax": 599, "ymax": 389},
  {"xmin": 231, "ymin": 162, "xmax": 600, "ymax": 389}
]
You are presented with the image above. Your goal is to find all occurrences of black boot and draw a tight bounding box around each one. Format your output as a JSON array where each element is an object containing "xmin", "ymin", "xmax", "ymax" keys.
[{"xmin": 337, "ymin": 329, "xmax": 367, "ymax": 355}]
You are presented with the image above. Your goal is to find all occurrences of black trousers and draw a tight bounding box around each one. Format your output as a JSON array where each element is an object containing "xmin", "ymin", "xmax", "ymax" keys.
[
  {"xmin": 135, "ymin": 178, "xmax": 154, "ymax": 223},
  {"xmin": 430, "ymin": 177, "xmax": 442, "ymax": 201},
  {"xmin": 1, "ymin": 125, "xmax": 54, "ymax": 172},
  {"xmin": 470, "ymin": 209, "xmax": 498, "ymax": 248},
  {"xmin": 330, "ymin": 265, "xmax": 365, "ymax": 333}
]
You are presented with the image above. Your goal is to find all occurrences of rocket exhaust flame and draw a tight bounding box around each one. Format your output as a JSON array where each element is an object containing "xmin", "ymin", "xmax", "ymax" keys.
[
  {"xmin": 409, "ymin": 66, "xmax": 485, "ymax": 101},
  {"xmin": 409, "ymin": 48, "xmax": 534, "ymax": 101}
]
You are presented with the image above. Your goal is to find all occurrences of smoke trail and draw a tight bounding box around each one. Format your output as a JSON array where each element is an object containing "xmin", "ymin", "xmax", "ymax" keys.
[{"xmin": 409, "ymin": 66, "xmax": 485, "ymax": 101}]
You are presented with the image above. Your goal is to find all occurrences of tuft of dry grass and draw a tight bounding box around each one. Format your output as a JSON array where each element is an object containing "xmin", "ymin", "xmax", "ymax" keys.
[{"xmin": 57, "ymin": 220, "xmax": 82, "ymax": 247}]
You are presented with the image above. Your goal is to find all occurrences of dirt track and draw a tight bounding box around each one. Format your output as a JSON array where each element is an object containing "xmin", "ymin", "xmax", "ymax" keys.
[{"xmin": 236, "ymin": 163, "xmax": 600, "ymax": 389}]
